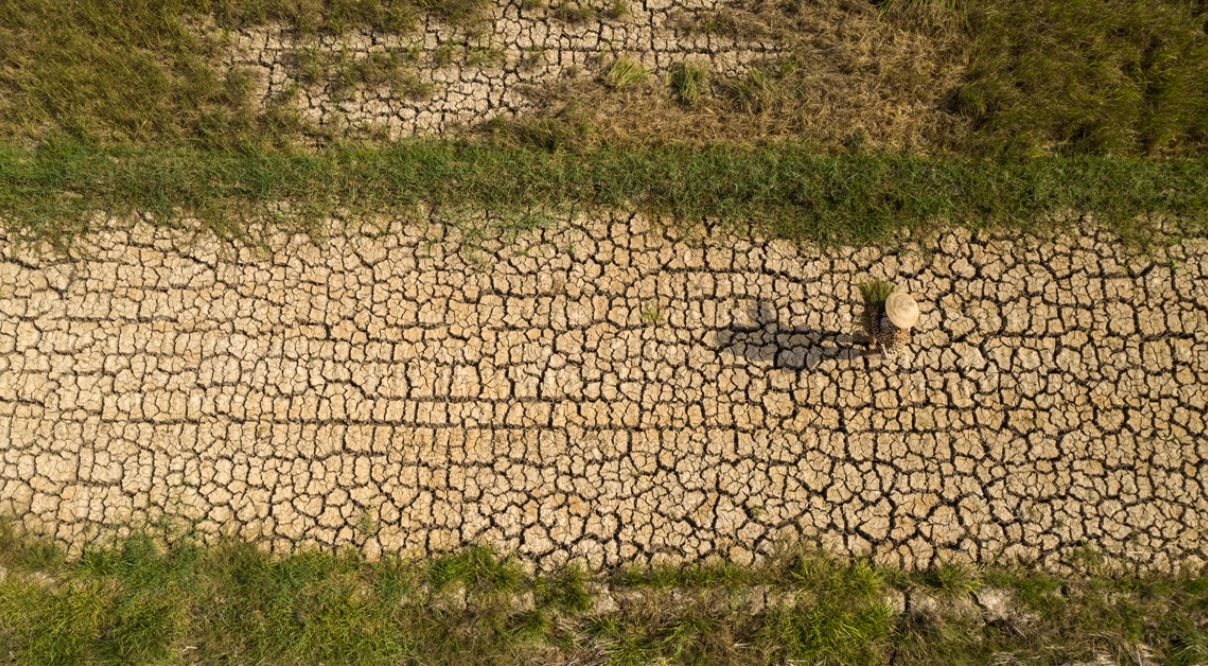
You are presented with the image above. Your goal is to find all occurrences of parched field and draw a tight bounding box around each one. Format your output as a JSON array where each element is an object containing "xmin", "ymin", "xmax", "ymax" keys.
[
  {"xmin": 3, "ymin": 216, "xmax": 1205, "ymax": 572},
  {"xmin": 3, "ymin": 0, "xmax": 1208, "ymax": 663}
]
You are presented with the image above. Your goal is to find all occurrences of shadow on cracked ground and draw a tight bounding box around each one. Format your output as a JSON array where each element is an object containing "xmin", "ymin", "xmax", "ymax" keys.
[{"xmin": 712, "ymin": 299, "xmax": 868, "ymax": 367}]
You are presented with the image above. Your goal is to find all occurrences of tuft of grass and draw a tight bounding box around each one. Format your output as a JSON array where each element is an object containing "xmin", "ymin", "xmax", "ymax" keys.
[
  {"xmin": 912, "ymin": 562, "xmax": 980, "ymax": 598},
  {"xmin": 352, "ymin": 51, "xmax": 406, "ymax": 88},
  {"xmin": 728, "ymin": 67, "xmax": 778, "ymax": 113},
  {"xmin": 603, "ymin": 56, "xmax": 650, "ymax": 90},
  {"xmin": 606, "ymin": 0, "xmax": 629, "ymax": 20},
  {"xmin": 857, "ymin": 278, "xmax": 896, "ymax": 307},
  {"xmin": 424, "ymin": 545, "xmax": 523, "ymax": 596},
  {"xmin": 465, "ymin": 45, "xmax": 505, "ymax": 68},
  {"xmin": 670, "ymin": 61, "xmax": 709, "ymax": 107},
  {"xmin": 433, "ymin": 43, "xmax": 456, "ymax": 68},
  {"xmin": 356, "ymin": 508, "xmax": 380, "ymax": 538},
  {"xmin": 639, "ymin": 300, "xmax": 662, "ymax": 326},
  {"xmin": 551, "ymin": 1, "xmax": 597, "ymax": 24},
  {"xmin": 535, "ymin": 562, "xmax": 593, "ymax": 613},
  {"xmin": 294, "ymin": 46, "xmax": 325, "ymax": 85}
]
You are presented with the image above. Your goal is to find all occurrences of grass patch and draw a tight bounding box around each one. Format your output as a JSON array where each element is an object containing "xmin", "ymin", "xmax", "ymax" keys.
[
  {"xmin": 0, "ymin": 520, "xmax": 64, "ymax": 573},
  {"xmin": 424, "ymin": 545, "xmax": 523, "ymax": 596},
  {"xmin": 877, "ymin": 0, "xmax": 966, "ymax": 23},
  {"xmin": 602, "ymin": 56, "xmax": 650, "ymax": 90},
  {"xmin": 0, "ymin": 0, "xmax": 262, "ymax": 147},
  {"xmin": 2, "ymin": 1, "xmax": 1208, "ymax": 249},
  {"xmin": 535, "ymin": 562, "xmax": 593, "ymax": 613},
  {"xmin": 910, "ymin": 562, "xmax": 980, "ymax": 598},
  {"xmin": 551, "ymin": 0, "xmax": 597, "ymax": 24},
  {"xmin": 4, "ymin": 139, "xmax": 1208, "ymax": 250},
  {"xmin": 727, "ymin": 67, "xmax": 778, "ymax": 114},
  {"xmin": 857, "ymin": 278, "xmax": 896, "ymax": 309},
  {"xmin": 956, "ymin": 0, "xmax": 1208, "ymax": 158},
  {"xmin": 6, "ymin": 522, "xmax": 1206, "ymax": 665},
  {"xmin": 669, "ymin": 61, "xmax": 708, "ymax": 107},
  {"xmin": 620, "ymin": 560, "xmax": 757, "ymax": 590},
  {"xmin": 761, "ymin": 556, "xmax": 894, "ymax": 665}
]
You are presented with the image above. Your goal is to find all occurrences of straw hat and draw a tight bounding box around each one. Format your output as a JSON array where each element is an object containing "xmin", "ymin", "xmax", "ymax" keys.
[{"xmin": 885, "ymin": 291, "xmax": 920, "ymax": 329}]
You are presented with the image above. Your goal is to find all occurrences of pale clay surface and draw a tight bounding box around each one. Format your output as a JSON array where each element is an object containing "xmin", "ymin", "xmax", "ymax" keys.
[{"xmin": 1, "ymin": 215, "xmax": 1207, "ymax": 572}]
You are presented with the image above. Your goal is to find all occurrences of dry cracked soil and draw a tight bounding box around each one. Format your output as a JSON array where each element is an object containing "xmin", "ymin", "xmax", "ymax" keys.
[{"xmin": 1, "ymin": 214, "xmax": 1206, "ymax": 572}]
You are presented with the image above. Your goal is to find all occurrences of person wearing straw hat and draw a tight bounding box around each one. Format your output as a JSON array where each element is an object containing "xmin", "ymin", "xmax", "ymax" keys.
[{"xmin": 866, "ymin": 290, "xmax": 919, "ymax": 360}]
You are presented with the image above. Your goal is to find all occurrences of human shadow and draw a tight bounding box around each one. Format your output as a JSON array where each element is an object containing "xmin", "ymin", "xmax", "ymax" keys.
[{"xmin": 710, "ymin": 299, "xmax": 868, "ymax": 369}]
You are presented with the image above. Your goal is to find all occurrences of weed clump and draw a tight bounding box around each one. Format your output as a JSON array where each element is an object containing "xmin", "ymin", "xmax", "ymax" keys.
[
  {"xmin": 727, "ymin": 67, "xmax": 778, "ymax": 113},
  {"xmin": 857, "ymin": 277, "xmax": 895, "ymax": 331},
  {"xmin": 606, "ymin": 0, "xmax": 630, "ymax": 20},
  {"xmin": 603, "ymin": 56, "xmax": 650, "ymax": 90},
  {"xmin": 551, "ymin": 1, "xmax": 597, "ymax": 24},
  {"xmin": 858, "ymin": 278, "xmax": 896, "ymax": 308},
  {"xmin": 670, "ymin": 61, "xmax": 708, "ymax": 107}
]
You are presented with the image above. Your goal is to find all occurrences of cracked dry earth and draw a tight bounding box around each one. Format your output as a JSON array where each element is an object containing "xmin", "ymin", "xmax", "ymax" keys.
[
  {"xmin": 213, "ymin": 0, "xmax": 957, "ymax": 146},
  {"xmin": 1, "ymin": 216, "xmax": 1207, "ymax": 572},
  {"xmin": 218, "ymin": 0, "xmax": 782, "ymax": 136}
]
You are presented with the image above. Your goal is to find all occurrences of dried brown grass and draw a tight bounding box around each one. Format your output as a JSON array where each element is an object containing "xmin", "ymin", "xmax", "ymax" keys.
[{"xmin": 490, "ymin": 0, "xmax": 971, "ymax": 153}]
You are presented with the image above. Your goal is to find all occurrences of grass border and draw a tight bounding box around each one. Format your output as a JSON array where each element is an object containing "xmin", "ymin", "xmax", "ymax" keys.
[
  {"xmin": 2, "ymin": 517, "xmax": 1207, "ymax": 666},
  {"xmin": 2, "ymin": 140, "xmax": 1208, "ymax": 251}
]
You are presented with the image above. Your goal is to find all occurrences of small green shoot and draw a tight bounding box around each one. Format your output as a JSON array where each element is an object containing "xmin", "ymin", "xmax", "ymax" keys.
[
  {"xmin": 356, "ymin": 507, "xmax": 379, "ymax": 538},
  {"xmin": 640, "ymin": 300, "xmax": 662, "ymax": 326}
]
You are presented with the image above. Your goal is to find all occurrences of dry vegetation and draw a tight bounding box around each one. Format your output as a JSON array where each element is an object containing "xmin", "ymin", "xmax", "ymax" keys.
[
  {"xmin": 956, "ymin": 0, "xmax": 1208, "ymax": 157},
  {"xmin": 492, "ymin": 0, "xmax": 1208, "ymax": 156},
  {"xmin": 0, "ymin": 0, "xmax": 488, "ymax": 148},
  {"xmin": 1, "ymin": 0, "xmax": 1205, "ymax": 156},
  {"xmin": 491, "ymin": 0, "xmax": 972, "ymax": 153}
]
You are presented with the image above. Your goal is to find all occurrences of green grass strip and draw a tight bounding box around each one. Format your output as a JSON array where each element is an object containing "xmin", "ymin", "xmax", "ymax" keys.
[
  {"xmin": 2, "ymin": 520, "xmax": 1208, "ymax": 666},
  {"xmin": 3, "ymin": 140, "xmax": 1208, "ymax": 249}
]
